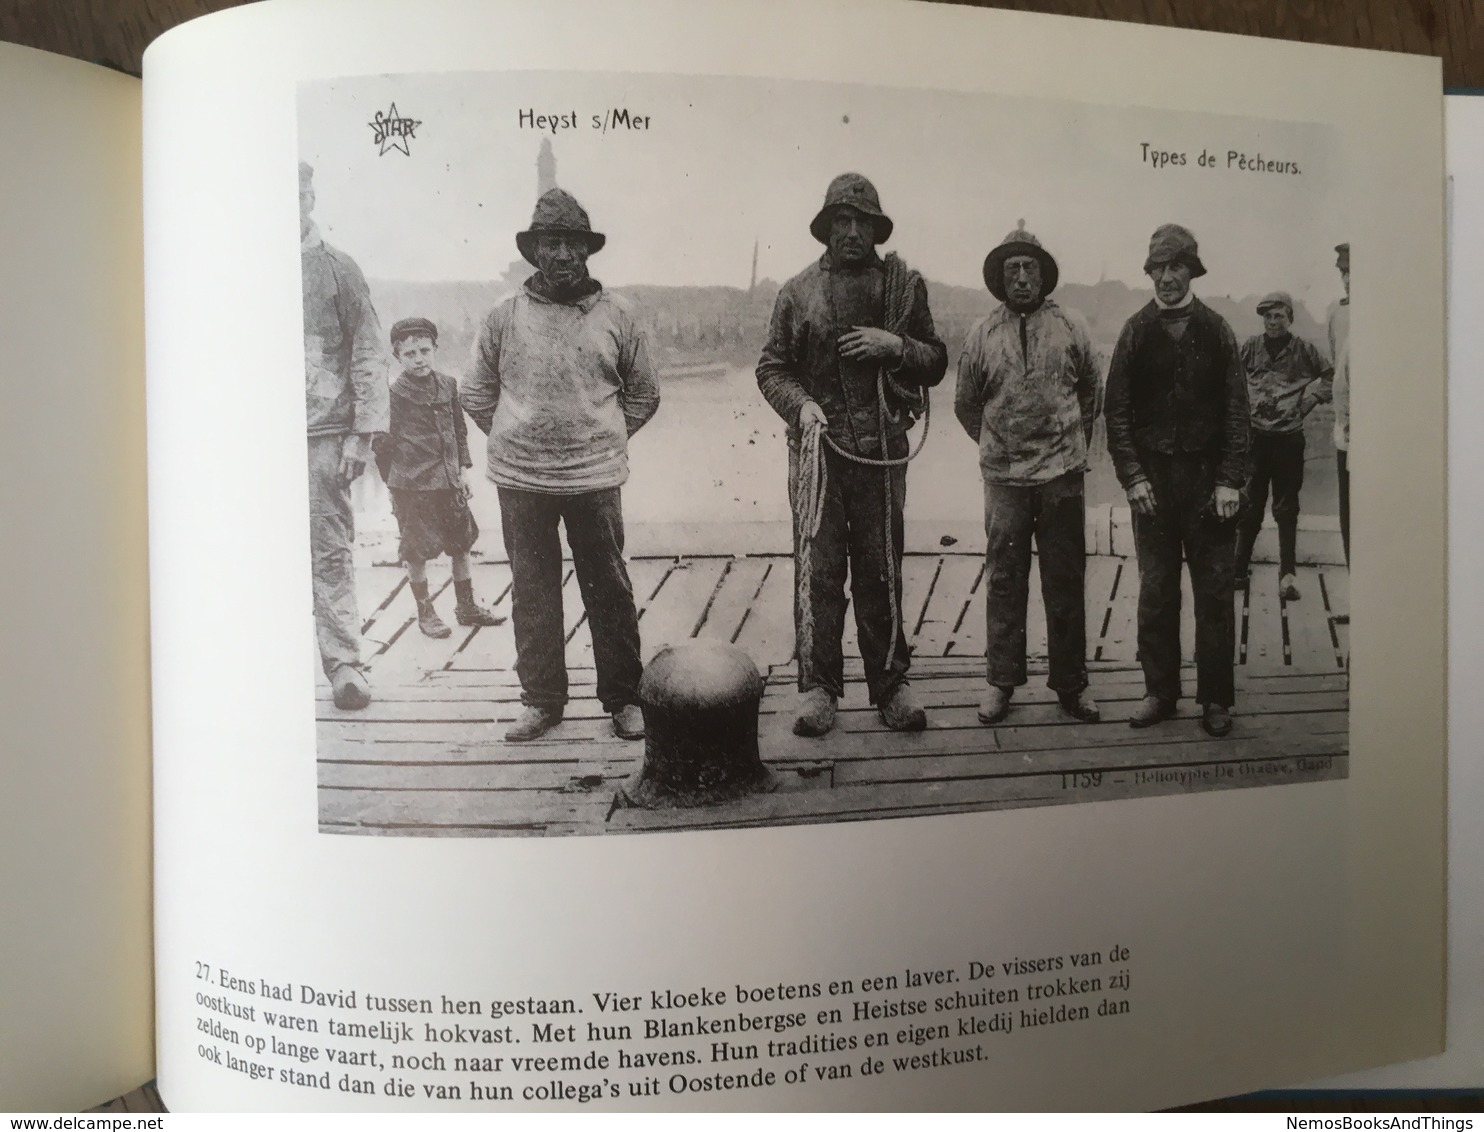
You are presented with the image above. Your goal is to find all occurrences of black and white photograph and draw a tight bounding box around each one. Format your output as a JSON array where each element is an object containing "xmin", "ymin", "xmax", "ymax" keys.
[{"xmin": 301, "ymin": 70, "xmax": 1352, "ymax": 837}]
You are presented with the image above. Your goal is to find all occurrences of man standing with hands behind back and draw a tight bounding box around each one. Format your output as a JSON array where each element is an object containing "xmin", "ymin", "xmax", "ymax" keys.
[
  {"xmin": 462, "ymin": 188, "xmax": 659, "ymax": 744},
  {"xmin": 1104, "ymin": 224, "xmax": 1249, "ymax": 738}
]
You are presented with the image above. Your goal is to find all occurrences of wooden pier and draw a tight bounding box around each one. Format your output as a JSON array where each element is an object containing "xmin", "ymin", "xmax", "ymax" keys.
[{"xmin": 318, "ymin": 540, "xmax": 1349, "ymax": 837}]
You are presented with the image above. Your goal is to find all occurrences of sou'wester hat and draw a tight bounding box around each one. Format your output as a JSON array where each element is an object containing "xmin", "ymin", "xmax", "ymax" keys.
[
  {"xmin": 1255, "ymin": 292, "xmax": 1294, "ymax": 317},
  {"xmin": 809, "ymin": 173, "xmax": 894, "ymax": 245},
  {"xmin": 516, "ymin": 188, "xmax": 606, "ymax": 266},
  {"xmin": 983, "ymin": 221, "xmax": 1060, "ymax": 302},
  {"xmin": 1143, "ymin": 223, "xmax": 1207, "ymax": 278}
]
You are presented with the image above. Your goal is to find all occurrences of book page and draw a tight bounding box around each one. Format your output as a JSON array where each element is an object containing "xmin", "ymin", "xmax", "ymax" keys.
[
  {"xmin": 0, "ymin": 44, "xmax": 153, "ymax": 1112},
  {"xmin": 143, "ymin": 0, "xmax": 1445, "ymax": 1109},
  {"xmin": 1302, "ymin": 92, "xmax": 1480, "ymax": 1093}
]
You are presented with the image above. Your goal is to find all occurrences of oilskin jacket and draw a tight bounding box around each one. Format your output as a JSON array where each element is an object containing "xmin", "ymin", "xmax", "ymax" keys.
[
  {"xmin": 1104, "ymin": 298, "xmax": 1250, "ymax": 491},
  {"xmin": 374, "ymin": 370, "xmax": 472, "ymax": 491},
  {"xmin": 756, "ymin": 252, "xmax": 947, "ymax": 458},
  {"xmin": 301, "ymin": 223, "xmax": 388, "ymax": 437},
  {"xmin": 954, "ymin": 299, "xmax": 1101, "ymax": 486},
  {"xmin": 1238, "ymin": 331, "xmax": 1333, "ymax": 435}
]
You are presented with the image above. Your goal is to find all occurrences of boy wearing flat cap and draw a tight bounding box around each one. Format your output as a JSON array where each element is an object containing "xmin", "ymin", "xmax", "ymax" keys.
[
  {"xmin": 376, "ymin": 318, "xmax": 502, "ymax": 639},
  {"xmin": 1234, "ymin": 292, "xmax": 1333, "ymax": 599},
  {"xmin": 1104, "ymin": 223, "xmax": 1249, "ymax": 738}
]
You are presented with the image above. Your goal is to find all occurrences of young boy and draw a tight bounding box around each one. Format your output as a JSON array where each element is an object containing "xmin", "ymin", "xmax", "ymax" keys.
[{"xmin": 376, "ymin": 317, "xmax": 503, "ymax": 637}]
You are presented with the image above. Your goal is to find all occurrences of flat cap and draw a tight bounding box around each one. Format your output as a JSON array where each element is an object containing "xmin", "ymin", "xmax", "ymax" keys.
[
  {"xmin": 389, "ymin": 317, "xmax": 439, "ymax": 345},
  {"xmin": 1256, "ymin": 291, "xmax": 1293, "ymax": 316}
]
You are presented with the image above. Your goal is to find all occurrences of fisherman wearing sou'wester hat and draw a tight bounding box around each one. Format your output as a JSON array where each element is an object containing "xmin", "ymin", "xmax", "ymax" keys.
[
  {"xmin": 1233, "ymin": 291, "xmax": 1333, "ymax": 599},
  {"xmin": 1103, "ymin": 224, "xmax": 1250, "ymax": 738},
  {"xmin": 461, "ymin": 188, "xmax": 660, "ymax": 743},
  {"xmin": 756, "ymin": 173, "xmax": 948, "ymax": 737},
  {"xmin": 955, "ymin": 222, "xmax": 1102, "ymax": 727}
]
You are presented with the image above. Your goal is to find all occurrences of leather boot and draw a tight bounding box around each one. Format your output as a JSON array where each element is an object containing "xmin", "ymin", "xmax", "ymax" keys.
[
  {"xmin": 331, "ymin": 664, "xmax": 372, "ymax": 710},
  {"xmin": 505, "ymin": 705, "xmax": 563, "ymax": 743},
  {"xmin": 1128, "ymin": 695, "xmax": 1176, "ymax": 729},
  {"xmin": 1058, "ymin": 687, "xmax": 1101, "ymax": 722},
  {"xmin": 793, "ymin": 688, "xmax": 837, "ymax": 737},
  {"xmin": 977, "ymin": 685, "xmax": 1012, "ymax": 725},
  {"xmin": 455, "ymin": 599, "xmax": 504, "ymax": 627},
  {"xmin": 879, "ymin": 683, "xmax": 927, "ymax": 732},
  {"xmin": 416, "ymin": 598, "xmax": 452, "ymax": 639},
  {"xmin": 611, "ymin": 704, "xmax": 645, "ymax": 740},
  {"xmin": 1201, "ymin": 703, "xmax": 1234, "ymax": 737}
]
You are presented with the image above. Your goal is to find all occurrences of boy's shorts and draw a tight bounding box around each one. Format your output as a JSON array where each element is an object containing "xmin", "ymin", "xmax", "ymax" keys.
[{"xmin": 389, "ymin": 488, "xmax": 479, "ymax": 562}]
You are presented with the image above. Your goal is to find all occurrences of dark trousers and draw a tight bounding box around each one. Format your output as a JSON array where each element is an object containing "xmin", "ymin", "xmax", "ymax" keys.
[
  {"xmin": 1130, "ymin": 451, "xmax": 1238, "ymax": 708},
  {"xmin": 497, "ymin": 486, "xmax": 642, "ymax": 713},
  {"xmin": 983, "ymin": 472, "xmax": 1088, "ymax": 694},
  {"xmin": 1235, "ymin": 429, "xmax": 1305, "ymax": 578},
  {"xmin": 789, "ymin": 445, "xmax": 910, "ymax": 705},
  {"xmin": 1337, "ymin": 449, "xmax": 1350, "ymax": 564}
]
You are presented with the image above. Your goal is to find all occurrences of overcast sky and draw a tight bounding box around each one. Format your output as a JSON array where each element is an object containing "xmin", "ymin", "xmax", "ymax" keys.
[{"xmin": 299, "ymin": 69, "xmax": 1348, "ymax": 313}]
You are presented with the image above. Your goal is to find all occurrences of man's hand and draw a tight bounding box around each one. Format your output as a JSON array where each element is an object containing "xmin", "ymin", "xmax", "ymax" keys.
[
  {"xmin": 459, "ymin": 469, "xmax": 474, "ymax": 502},
  {"xmin": 798, "ymin": 400, "xmax": 829, "ymax": 431},
  {"xmin": 839, "ymin": 326, "xmax": 904, "ymax": 364},
  {"xmin": 1127, "ymin": 481, "xmax": 1158, "ymax": 517},
  {"xmin": 1212, "ymin": 484, "xmax": 1241, "ymax": 520},
  {"xmin": 340, "ymin": 434, "xmax": 373, "ymax": 485}
]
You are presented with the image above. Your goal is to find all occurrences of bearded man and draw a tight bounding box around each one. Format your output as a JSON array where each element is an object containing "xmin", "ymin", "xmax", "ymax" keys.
[{"xmin": 756, "ymin": 174, "xmax": 948, "ymax": 736}]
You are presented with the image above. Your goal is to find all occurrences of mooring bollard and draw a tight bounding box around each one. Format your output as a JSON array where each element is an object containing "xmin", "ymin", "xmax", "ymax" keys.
[{"xmin": 619, "ymin": 640, "xmax": 777, "ymax": 808}]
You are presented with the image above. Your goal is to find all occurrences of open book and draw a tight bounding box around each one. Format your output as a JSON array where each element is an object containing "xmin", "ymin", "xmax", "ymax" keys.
[{"xmin": 0, "ymin": 0, "xmax": 1451, "ymax": 1112}]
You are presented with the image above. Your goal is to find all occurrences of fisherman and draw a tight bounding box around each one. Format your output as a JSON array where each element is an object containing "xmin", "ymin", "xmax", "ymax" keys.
[
  {"xmin": 374, "ymin": 317, "xmax": 503, "ymax": 638},
  {"xmin": 1233, "ymin": 292, "xmax": 1333, "ymax": 599},
  {"xmin": 1104, "ymin": 224, "xmax": 1249, "ymax": 738},
  {"xmin": 300, "ymin": 160, "xmax": 388, "ymax": 710},
  {"xmin": 1328, "ymin": 243, "xmax": 1351, "ymax": 574},
  {"xmin": 756, "ymin": 173, "xmax": 948, "ymax": 737},
  {"xmin": 954, "ymin": 223, "xmax": 1102, "ymax": 726},
  {"xmin": 461, "ymin": 189, "xmax": 659, "ymax": 743}
]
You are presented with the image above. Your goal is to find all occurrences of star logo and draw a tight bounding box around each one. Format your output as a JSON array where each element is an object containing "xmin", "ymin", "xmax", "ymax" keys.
[{"xmin": 369, "ymin": 103, "xmax": 421, "ymax": 156}]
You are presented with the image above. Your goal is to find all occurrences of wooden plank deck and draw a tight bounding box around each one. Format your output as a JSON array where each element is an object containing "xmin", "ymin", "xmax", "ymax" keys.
[{"xmin": 320, "ymin": 551, "xmax": 1349, "ymax": 837}]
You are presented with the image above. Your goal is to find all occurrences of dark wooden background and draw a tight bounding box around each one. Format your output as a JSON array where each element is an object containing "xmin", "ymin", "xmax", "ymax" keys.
[
  {"xmin": 18, "ymin": 0, "xmax": 1478, "ymax": 1114},
  {"xmin": 2, "ymin": 0, "xmax": 1481, "ymax": 86}
]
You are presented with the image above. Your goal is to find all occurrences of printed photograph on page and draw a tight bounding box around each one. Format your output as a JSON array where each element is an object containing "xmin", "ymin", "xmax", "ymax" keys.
[{"xmin": 298, "ymin": 71, "xmax": 1352, "ymax": 838}]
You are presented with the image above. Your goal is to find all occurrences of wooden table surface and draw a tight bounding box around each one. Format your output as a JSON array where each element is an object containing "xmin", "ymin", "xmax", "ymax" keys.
[{"xmin": 1, "ymin": 0, "xmax": 1481, "ymax": 86}]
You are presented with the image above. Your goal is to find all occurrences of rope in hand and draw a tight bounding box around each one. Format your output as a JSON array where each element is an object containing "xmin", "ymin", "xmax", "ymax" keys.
[
  {"xmin": 793, "ymin": 415, "xmax": 829, "ymax": 688},
  {"xmin": 794, "ymin": 253, "xmax": 931, "ymax": 679}
]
